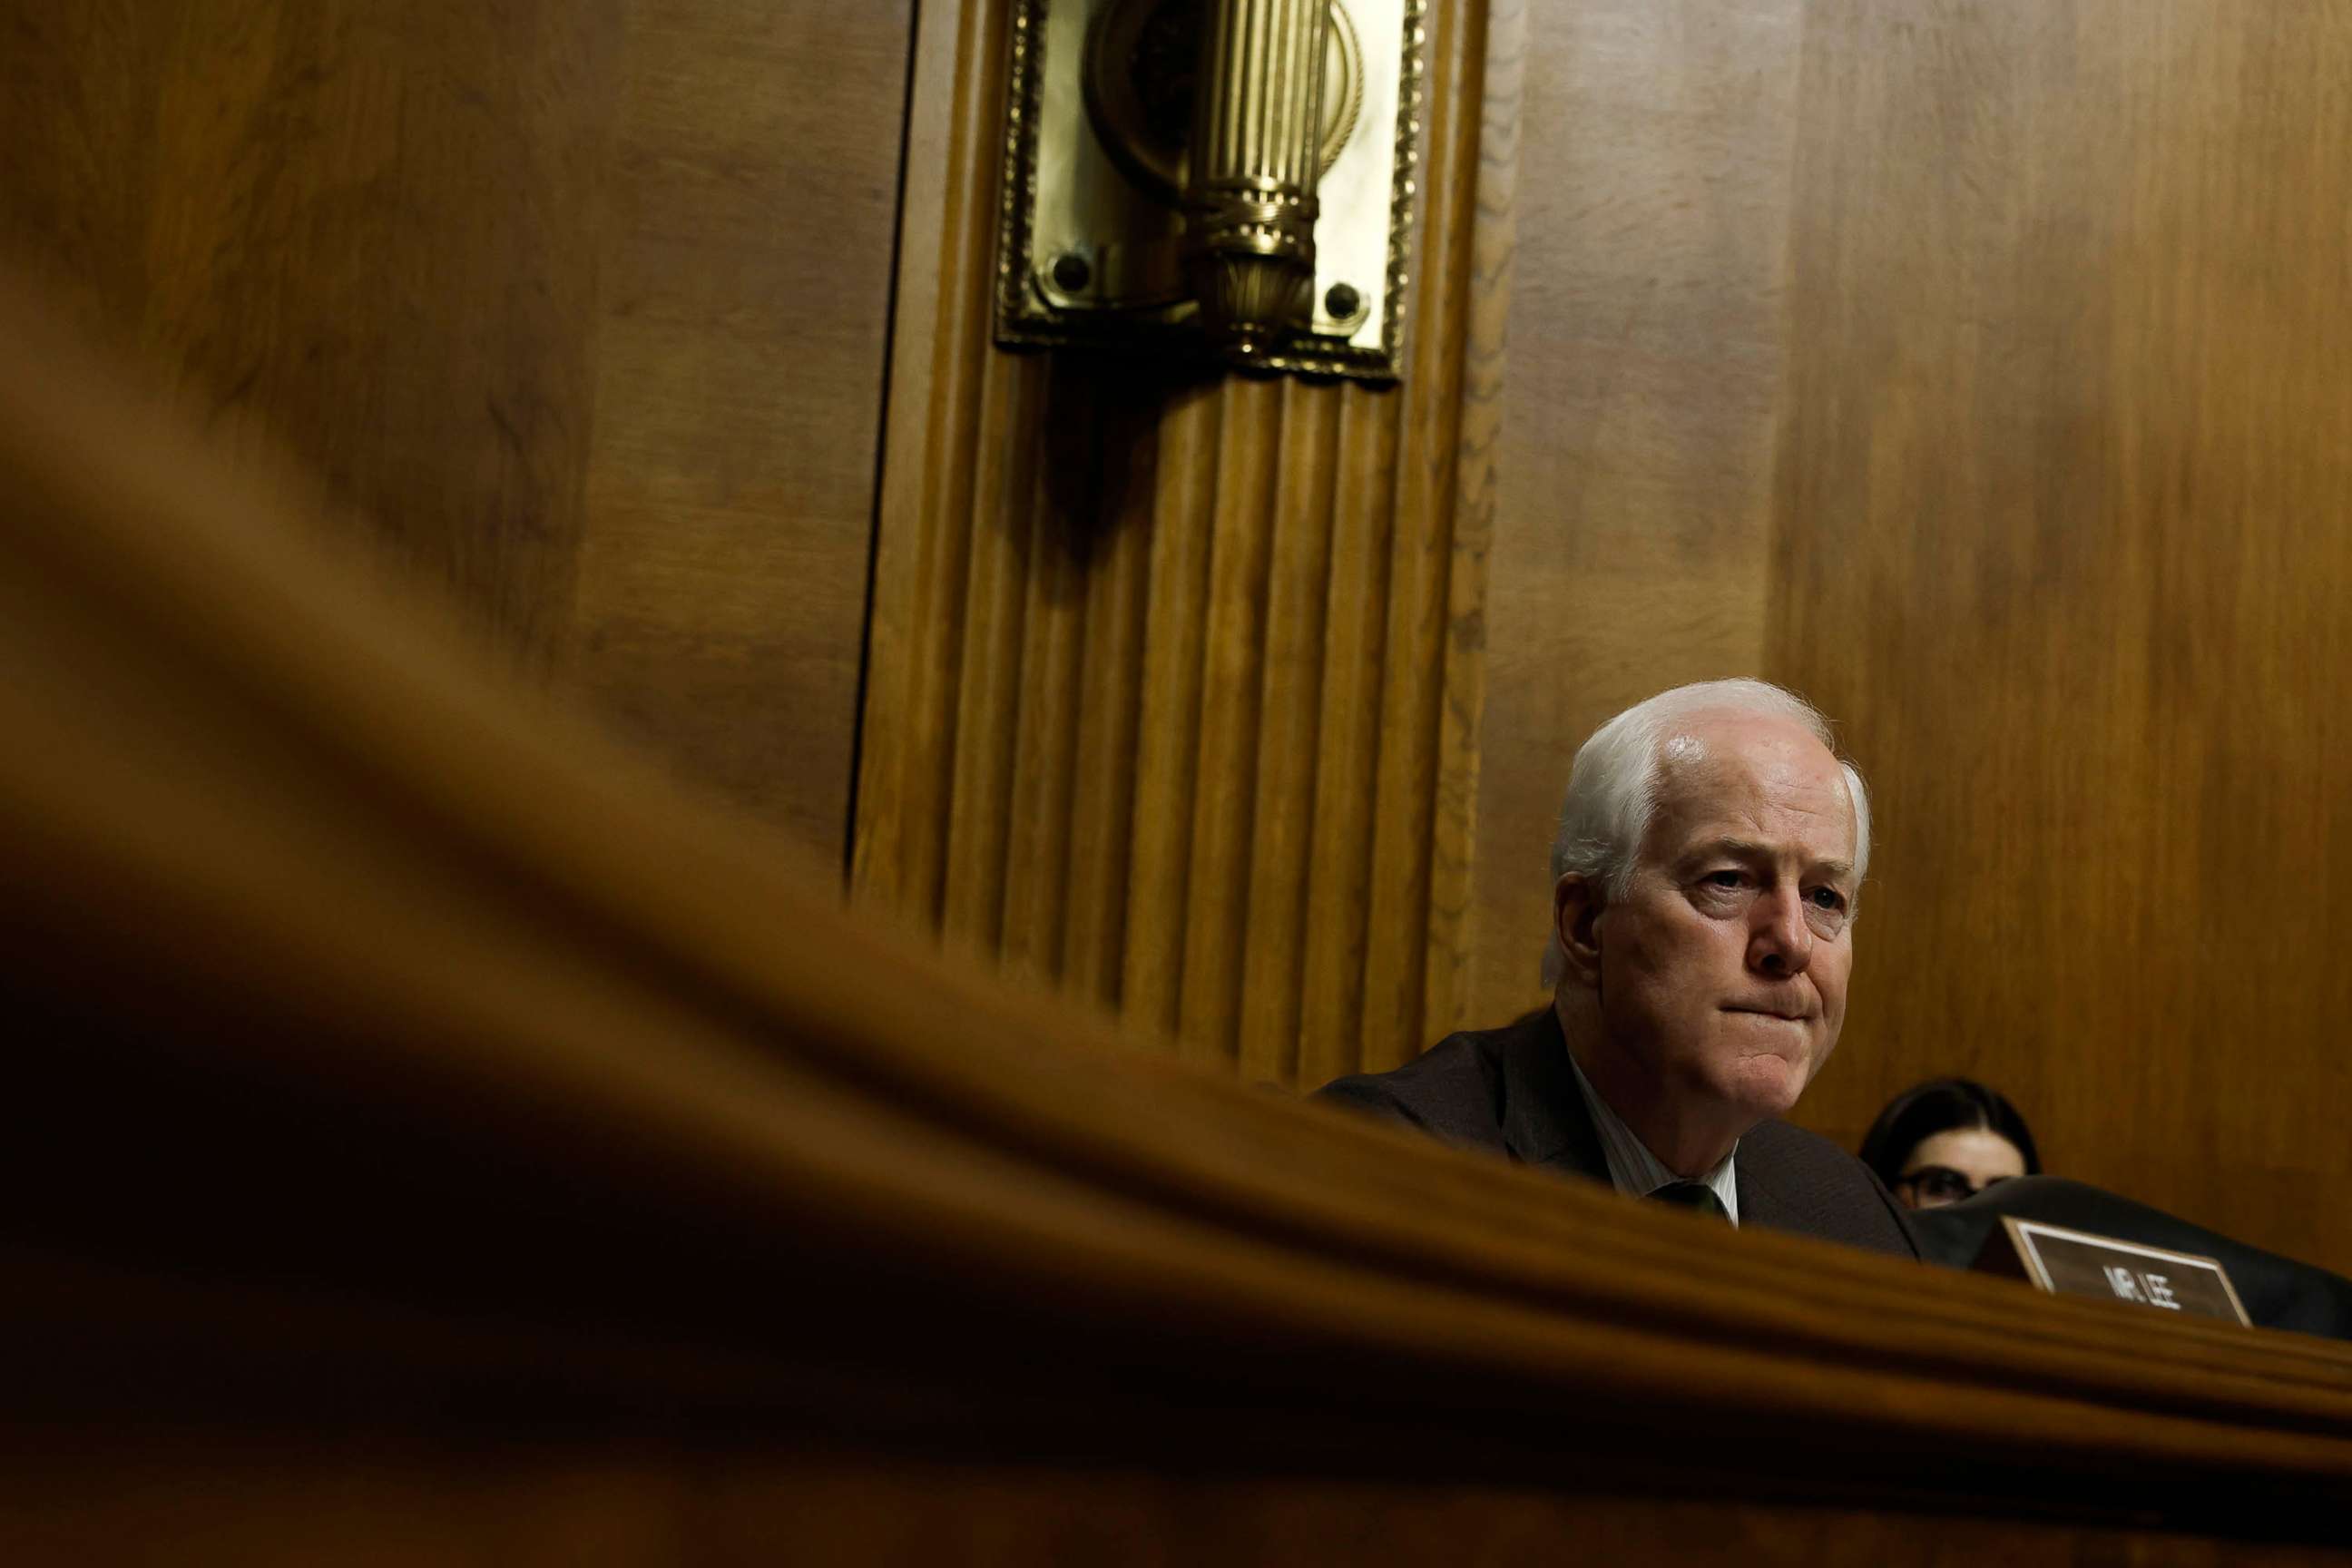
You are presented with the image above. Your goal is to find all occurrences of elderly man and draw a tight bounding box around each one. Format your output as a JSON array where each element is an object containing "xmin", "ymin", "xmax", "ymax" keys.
[{"xmin": 1322, "ymin": 679, "xmax": 1916, "ymax": 1257}]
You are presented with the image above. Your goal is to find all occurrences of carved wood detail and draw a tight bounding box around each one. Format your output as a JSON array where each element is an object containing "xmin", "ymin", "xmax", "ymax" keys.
[{"xmin": 852, "ymin": 0, "xmax": 1509, "ymax": 1083}]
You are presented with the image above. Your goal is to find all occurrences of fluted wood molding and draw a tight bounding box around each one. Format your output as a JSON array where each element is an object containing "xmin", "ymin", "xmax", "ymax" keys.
[
  {"xmin": 9, "ymin": 281, "xmax": 2352, "ymax": 1559},
  {"xmin": 853, "ymin": 0, "xmax": 1509, "ymax": 1084}
]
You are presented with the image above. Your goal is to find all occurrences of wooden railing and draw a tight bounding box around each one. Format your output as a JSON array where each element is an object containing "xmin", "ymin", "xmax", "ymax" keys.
[{"xmin": 6, "ymin": 271, "xmax": 2352, "ymax": 1563}]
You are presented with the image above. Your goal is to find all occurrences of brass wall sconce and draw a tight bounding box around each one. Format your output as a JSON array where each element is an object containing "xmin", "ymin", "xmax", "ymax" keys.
[{"xmin": 996, "ymin": 0, "xmax": 1427, "ymax": 382}]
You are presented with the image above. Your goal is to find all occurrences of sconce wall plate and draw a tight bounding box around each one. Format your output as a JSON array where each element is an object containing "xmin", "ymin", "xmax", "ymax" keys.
[{"xmin": 996, "ymin": 0, "xmax": 1426, "ymax": 382}]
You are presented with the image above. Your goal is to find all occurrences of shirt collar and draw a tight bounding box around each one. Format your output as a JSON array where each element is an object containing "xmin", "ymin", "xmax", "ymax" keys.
[{"xmin": 1563, "ymin": 1048, "xmax": 1740, "ymax": 1225}]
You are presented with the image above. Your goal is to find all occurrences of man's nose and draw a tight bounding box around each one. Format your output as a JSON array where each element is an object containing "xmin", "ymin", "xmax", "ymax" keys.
[{"xmin": 1749, "ymin": 886, "xmax": 1814, "ymax": 977}]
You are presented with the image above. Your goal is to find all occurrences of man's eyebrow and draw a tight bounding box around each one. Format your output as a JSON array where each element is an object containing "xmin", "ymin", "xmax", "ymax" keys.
[
  {"xmin": 1679, "ymin": 838, "xmax": 1856, "ymax": 881},
  {"xmin": 1676, "ymin": 837, "xmax": 1772, "ymax": 866}
]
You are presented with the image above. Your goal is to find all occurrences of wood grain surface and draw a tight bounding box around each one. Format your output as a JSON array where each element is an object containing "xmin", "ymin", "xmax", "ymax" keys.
[
  {"xmin": 0, "ymin": 0, "xmax": 628, "ymax": 661},
  {"xmin": 0, "ymin": 0, "xmax": 911, "ymax": 860},
  {"xmin": 1769, "ymin": 0, "xmax": 2352, "ymax": 1277},
  {"xmin": 1465, "ymin": 0, "xmax": 2352, "ymax": 1277},
  {"xmin": 8, "ymin": 272, "xmax": 2352, "ymax": 1561},
  {"xmin": 565, "ymin": 0, "xmax": 912, "ymax": 854}
]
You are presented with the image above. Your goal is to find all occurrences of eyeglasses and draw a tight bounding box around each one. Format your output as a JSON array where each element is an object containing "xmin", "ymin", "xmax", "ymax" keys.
[{"xmin": 1895, "ymin": 1166, "xmax": 2012, "ymax": 1207}]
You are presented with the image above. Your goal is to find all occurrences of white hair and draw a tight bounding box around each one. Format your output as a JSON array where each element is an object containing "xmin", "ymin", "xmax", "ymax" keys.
[{"xmin": 1541, "ymin": 679, "xmax": 1871, "ymax": 984}]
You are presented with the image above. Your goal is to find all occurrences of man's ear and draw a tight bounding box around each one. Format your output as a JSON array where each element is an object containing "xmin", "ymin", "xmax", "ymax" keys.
[{"xmin": 1553, "ymin": 873, "xmax": 1606, "ymax": 989}]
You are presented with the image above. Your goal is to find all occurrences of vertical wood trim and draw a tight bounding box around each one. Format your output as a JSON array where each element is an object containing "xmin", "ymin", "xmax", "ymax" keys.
[
  {"xmin": 1177, "ymin": 375, "xmax": 1287, "ymax": 1068},
  {"xmin": 1121, "ymin": 384, "xmax": 1225, "ymax": 1040},
  {"xmin": 1058, "ymin": 380, "xmax": 1158, "ymax": 1010},
  {"xmin": 1420, "ymin": 0, "xmax": 1519, "ymax": 1044},
  {"xmin": 1295, "ymin": 387, "xmax": 1402, "ymax": 1085},
  {"xmin": 939, "ymin": 355, "xmax": 1047, "ymax": 946},
  {"xmin": 997, "ymin": 368, "xmax": 1092, "ymax": 985},
  {"xmin": 1236, "ymin": 381, "xmax": 1343, "ymax": 1085},
  {"xmin": 851, "ymin": 0, "xmax": 1007, "ymax": 921},
  {"xmin": 1359, "ymin": 0, "xmax": 1493, "ymax": 1073}
]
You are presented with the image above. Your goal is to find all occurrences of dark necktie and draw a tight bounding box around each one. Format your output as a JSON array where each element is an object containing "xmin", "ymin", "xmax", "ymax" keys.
[{"xmin": 1648, "ymin": 1180, "xmax": 1730, "ymax": 1222}]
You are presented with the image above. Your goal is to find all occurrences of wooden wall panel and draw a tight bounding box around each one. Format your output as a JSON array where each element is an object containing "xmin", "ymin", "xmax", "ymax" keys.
[
  {"xmin": 1465, "ymin": 0, "xmax": 2352, "ymax": 1277},
  {"xmin": 564, "ymin": 0, "xmax": 911, "ymax": 854},
  {"xmin": 1768, "ymin": 0, "xmax": 2352, "ymax": 1276},
  {"xmin": 853, "ymin": 0, "xmax": 1512, "ymax": 1085},
  {"xmin": 0, "ymin": 0, "xmax": 627, "ymax": 665},
  {"xmin": 0, "ymin": 0, "xmax": 911, "ymax": 861}
]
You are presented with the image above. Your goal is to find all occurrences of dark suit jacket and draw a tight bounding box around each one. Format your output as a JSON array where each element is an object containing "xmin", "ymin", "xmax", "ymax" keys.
[{"xmin": 1319, "ymin": 1008, "xmax": 1919, "ymax": 1259}]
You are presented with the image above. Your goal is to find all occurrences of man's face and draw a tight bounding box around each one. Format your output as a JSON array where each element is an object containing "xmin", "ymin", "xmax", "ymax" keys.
[{"xmin": 1589, "ymin": 715, "xmax": 1859, "ymax": 1125}]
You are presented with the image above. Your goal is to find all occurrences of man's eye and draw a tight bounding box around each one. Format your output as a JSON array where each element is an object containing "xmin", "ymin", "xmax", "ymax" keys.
[
  {"xmin": 1808, "ymin": 887, "xmax": 1847, "ymax": 912},
  {"xmin": 1702, "ymin": 870, "xmax": 1748, "ymax": 890}
]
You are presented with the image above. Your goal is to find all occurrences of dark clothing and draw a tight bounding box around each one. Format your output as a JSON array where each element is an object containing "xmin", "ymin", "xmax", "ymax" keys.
[{"xmin": 1319, "ymin": 1008, "xmax": 1920, "ymax": 1259}]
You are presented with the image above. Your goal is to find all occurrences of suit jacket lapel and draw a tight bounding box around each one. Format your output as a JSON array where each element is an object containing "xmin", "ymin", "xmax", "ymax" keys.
[
  {"xmin": 1496, "ymin": 1007, "xmax": 1612, "ymax": 1185},
  {"xmin": 1734, "ymin": 1160, "xmax": 1779, "ymax": 1230},
  {"xmin": 1729, "ymin": 1125, "xmax": 1857, "ymax": 1239}
]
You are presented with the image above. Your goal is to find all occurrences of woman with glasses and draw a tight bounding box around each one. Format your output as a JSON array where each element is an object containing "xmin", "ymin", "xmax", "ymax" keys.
[{"xmin": 1857, "ymin": 1078, "xmax": 2040, "ymax": 1210}]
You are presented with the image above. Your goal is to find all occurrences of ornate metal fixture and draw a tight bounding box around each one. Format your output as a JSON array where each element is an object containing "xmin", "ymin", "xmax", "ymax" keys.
[{"xmin": 997, "ymin": 0, "xmax": 1426, "ymax": 381}]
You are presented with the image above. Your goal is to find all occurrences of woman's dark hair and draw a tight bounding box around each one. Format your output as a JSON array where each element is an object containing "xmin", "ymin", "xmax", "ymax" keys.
[{"xmin": 1857, "ymin": 1078, "xmax": 2040, "ymax": 1187}]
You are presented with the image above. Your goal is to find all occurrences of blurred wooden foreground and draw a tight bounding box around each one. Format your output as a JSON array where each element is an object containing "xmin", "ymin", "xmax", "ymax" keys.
[{"xmin": 6, "ymin": 278, "xmax": 2352, "ymax": 1563}]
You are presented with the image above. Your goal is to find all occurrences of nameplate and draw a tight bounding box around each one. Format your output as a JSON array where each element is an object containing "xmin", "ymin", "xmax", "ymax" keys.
[{"xmin": 1993, "ymin": 1217, "xmax": 2249, "ymax": 1326}]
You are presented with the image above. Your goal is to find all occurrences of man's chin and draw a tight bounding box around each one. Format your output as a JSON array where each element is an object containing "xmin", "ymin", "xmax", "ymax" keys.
[{"xmin": 1712, "ymin": 1049, "xmax": 1813, "ymax": 1120}]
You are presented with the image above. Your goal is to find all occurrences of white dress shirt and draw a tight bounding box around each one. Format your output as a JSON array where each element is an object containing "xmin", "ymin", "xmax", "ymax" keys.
[{"xmin": 1563, "ymin": 1048, "xmax": 1740, "ymax": 1224}]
